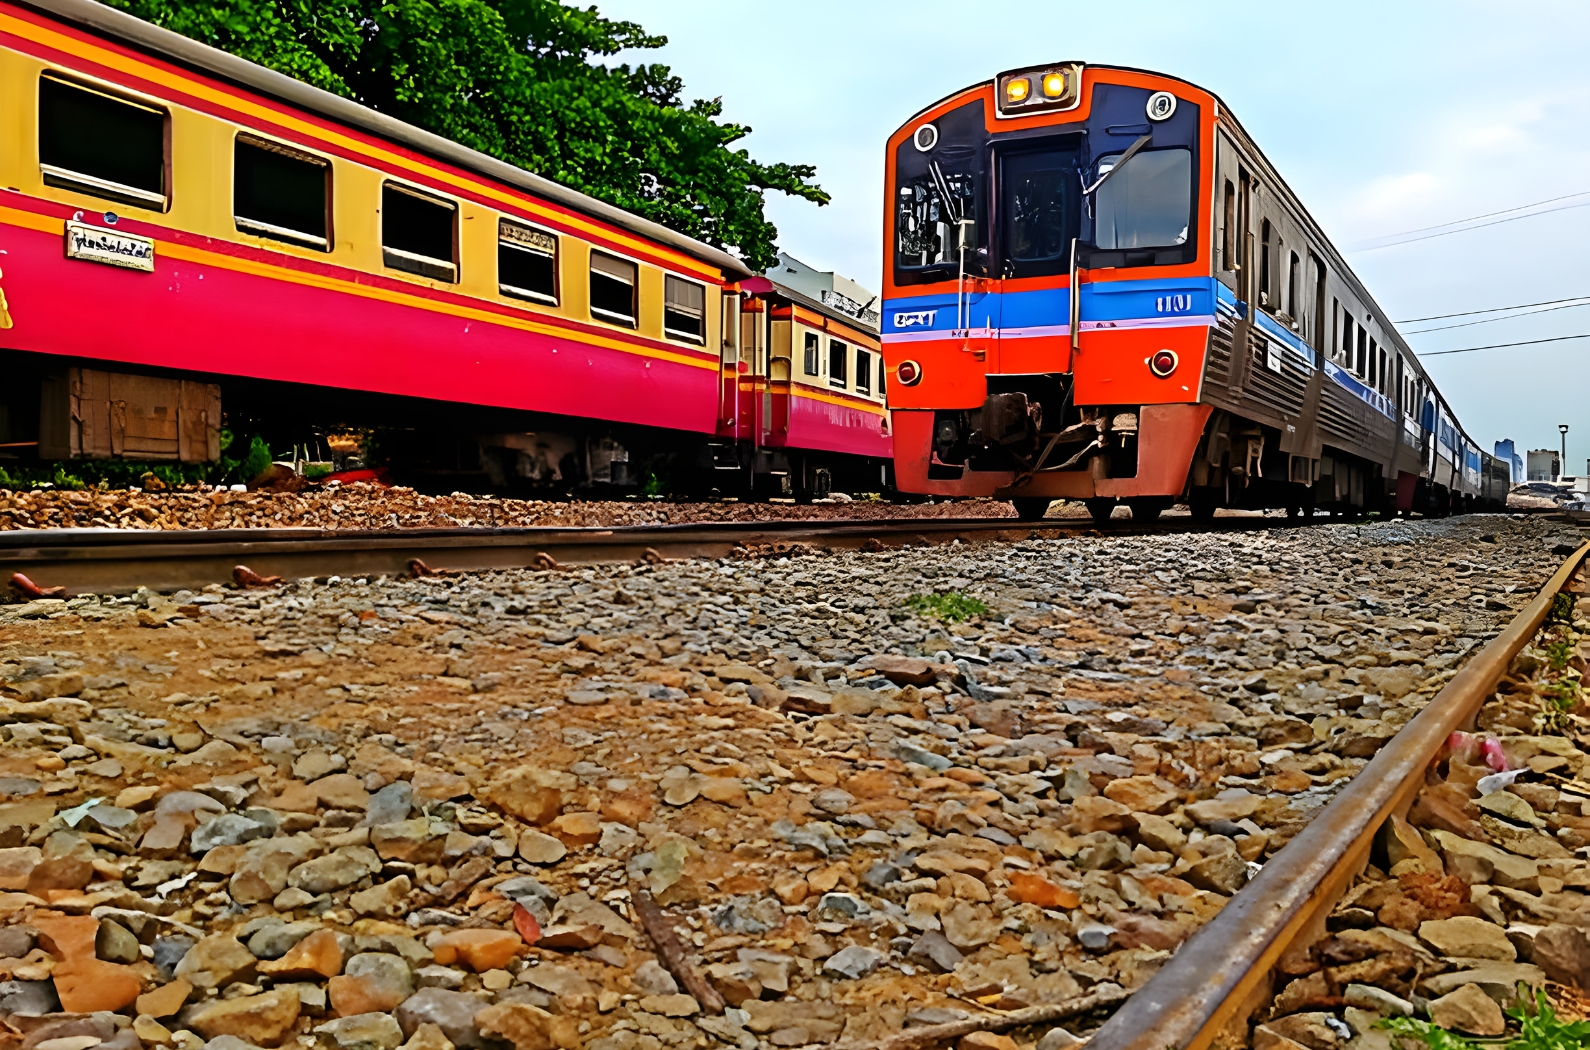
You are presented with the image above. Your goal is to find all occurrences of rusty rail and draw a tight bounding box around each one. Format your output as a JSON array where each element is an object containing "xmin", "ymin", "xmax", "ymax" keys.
[
  {"xmin": 1087, "ymin": 539, "xmax": 1590, "ymax": 1050},
  {"xmin": 0, "ymin": 513, "xmax": 1300, "ymax": 596}
]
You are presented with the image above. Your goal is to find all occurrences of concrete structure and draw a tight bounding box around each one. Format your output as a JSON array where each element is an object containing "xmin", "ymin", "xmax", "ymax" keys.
[
  {"xmin": 1494, "ymin": 439, "xmax": 1524, "ymax": 483},
  {"xmin": 767, "ymin": 253, "xmax": 880, "ymax": 327},
  {"xmin": 1527, "ymin": 449, "xmax": 1560, "ymax": 482}
]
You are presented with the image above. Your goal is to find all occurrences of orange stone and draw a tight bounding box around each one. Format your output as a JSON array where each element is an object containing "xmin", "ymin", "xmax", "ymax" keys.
[
  {"xmin": 492, "ymin": 781, "xmax": 563, "ymax": 826},
  {"xmin": 1005, "ymin": 872, "xmax": 1081, "ymax": 910},
  {"xmin": 1264, "ymin": 770, "xmax": 1313, "ymax": 794},
  {"xmin": 959, "ymin": 1033, "xmax": 1019, "ymax": 1050},
  {"xmin": 430, "ymin": 928, "xmax": 523, "ymax": 972},
  {"xmin": 550, "ymin": 812, "xmax": 601, "ymax": 847},
  {"xmin": 258, "ymin": 928, "xmax": 343, "ymax": 979},
  {"xmin": 53, "ymin": 957, "xmax": 143, "ymax": 1012},
  {"xmin": 327, "ymin": 973, "xmax": 407, "ymax": 1015},
  {"xmin": 33, "ymin": 914, "xmax": 99, "ymax": 961},
  {"xmin": 137, "ymin": 978, "xmax": 194, "ymax": 1018},
  {"xmin": 268, "ymin": 781, "xmax": 321, "ymax": 813},
  {"xmin": 599, "ymin": 792, "xmax": 653, "ymax": 827}
]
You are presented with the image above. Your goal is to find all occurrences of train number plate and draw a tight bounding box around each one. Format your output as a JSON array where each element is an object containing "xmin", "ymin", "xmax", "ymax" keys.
[{"xmin": 64, "ymin": 220, "xmax": 154, "ymax": 272}]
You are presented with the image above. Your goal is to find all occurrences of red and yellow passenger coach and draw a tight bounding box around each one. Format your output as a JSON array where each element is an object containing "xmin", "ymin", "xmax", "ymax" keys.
[
  {"xmin": 883, "ymin": 63, "xmax": 1489, "ymax": 520},
  {"xmin": 0, "ymin": 0, "xmax": 890, "ymax": 496}
]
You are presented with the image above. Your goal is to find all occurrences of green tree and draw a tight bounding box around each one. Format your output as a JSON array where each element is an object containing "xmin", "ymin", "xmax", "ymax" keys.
[{"xmin": 104, "ymin": 0, "xmax": 825, "ymax": 269}]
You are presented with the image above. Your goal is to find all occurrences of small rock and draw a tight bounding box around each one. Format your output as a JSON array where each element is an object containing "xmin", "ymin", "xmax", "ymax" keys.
[
  {"xmin": 906, "ymin": 932, "xmax": 963, "ymax": 974},
  {"xmin": 188, "ymin": 988, "xmax": 302, "ymax": 1047},
  {"xmin": 430, "ymin": 929, "xmax": 522, "ymax": 973},
  {"xmin": 396, "ymin": 989, "xmax": 489, "ymax": 1049},
  {"xmin": 1531, "ymin": 923, "xmax": 1590, "ymax": 988},
  {"xmin": 137, "ymin": 978, "xmax": 194, "ymax": 1018},
  {"xmin": 1419, "ymin": 917, "xmax": 1517, "ymax": 961},
  {"xmin": 314, "ymin": 1013, "xmax": 405, "ymax": 1050},
  {"xmin": 822, "ymin": 944, "xmax": 884, "ymax": 980},
  {"xmin": 328, "ymin": 952, "xmax": 415, "ymax": 1015},
  {"xmin": 1429, "ymin": 983, "xmax": 1505, "ymax": 1036},
  {"xmin": 639, "ymin": 993, "xmax": 701, "ymax": 1017},
  {"xmin": 258, "ymin": 929, "xmax": 343, "ymax": 979},
  {"xmin": 351, "ymin": 876, "xmax": 412, "ymax": 918},
  {"xmin": 631, "ymin": 959, "xmax": 679, "ymax": 996},
  {"xmin": 96, "ymin": 919, "xmax": 140, "ymax": 964},
  {"xmin": 1344, "ymin": 983, "xmax": 1414, "ymax": 1017},
  {"xmin": 515, "ymin": 831, "xmax": 566, "ymax": 866},
  {"xmin": 287, "ymin": 846, "xmax": 382, "ymax": 893},
  {"xmin": 175, "ymin": 934, "xmax": 259, "ymax": 990}
]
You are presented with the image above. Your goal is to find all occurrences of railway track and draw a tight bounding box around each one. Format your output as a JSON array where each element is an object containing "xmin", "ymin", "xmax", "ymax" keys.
[{"xmin": 1, "ymin": 512, "xmax": 1313, "ymax": 596}]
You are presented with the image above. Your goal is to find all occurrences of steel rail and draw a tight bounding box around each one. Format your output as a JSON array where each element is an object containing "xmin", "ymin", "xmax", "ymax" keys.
[
  {"xmin": 1086, "ymin": 539, "xmax": 1590, "ymax": 1050},
  {"xmin": 0, "ymin": 513, "xmax": 1306, "ymax": 595}
]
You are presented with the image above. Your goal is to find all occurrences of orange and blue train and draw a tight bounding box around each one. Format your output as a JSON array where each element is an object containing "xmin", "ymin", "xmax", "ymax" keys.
[{"xmin": 881, "ymin": 63, "xmax": 1506, "ymax": 520}]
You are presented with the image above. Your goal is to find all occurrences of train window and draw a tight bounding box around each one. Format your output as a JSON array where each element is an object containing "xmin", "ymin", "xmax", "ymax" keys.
[
  {"xmin": 382, "ymin": 183, "xmax": 456, "ymax": 282},
  {"xmin": 855, "ymin": 349, "xmax": 873, "ymax": 394},
  {"xmin": 234, "ymin": 136, "xmax": 329, "ymax": 249},
  {"xmin": 1221, "ymin": 180, "xmax": 1236, "ymax": 270},
  {"xmin": 1286, "ymin": 252, "xmax": 1299, "ymax": 321},
  {"xmin": 1339, "ymin": 308, "xmax": 1353, "ymax": 366},
  {"xmin": 999, "ymin": 145, "xmax": 1081, "ymax": 278},
  {"xmin": 39, "ymin": 74, "xmax": 166, "ymax": 209},
  {"xmin": 879, "ymin": 357, "xmax": 888, "ymax": 396},
  {"xmin": 1356, "ymin": 328, "xmax": 1368, "ymax": 378},
  {"xmin": 803, "ymin": 333, "xmax": 820, "ymax": 376},
  {"xmin": 663, "ymin": 276, "xmax": 706, "ymax": 343},
  {"xmin": 1368, "ymin": 338, "xmax": 1378, "ymax": 387},
  {"xmin": 499, "ymin": 221, "xmax": 557, "ymax": 304},
  {"xmin": 1258, "ymin": 220, "xmax": 1272, "ymax": 309},
  {"xmin": 1093, "ymin": 147, "xmax": 1191, "ymax": 252},
  {"xmin": 828, "ymin": 339, "xmax": 848, "ymax": 387},
  {"xmin": 590, "ymin": 252, "xmax": 637, "ymax": 327},
  {"xmin": 1379, "ymin": 347, "xmax": 1388, "ymax": 393}
]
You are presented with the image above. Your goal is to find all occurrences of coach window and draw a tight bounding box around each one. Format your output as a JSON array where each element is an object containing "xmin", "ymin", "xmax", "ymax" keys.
[
  {"xmin": 382, "ymin": 183, "xmax": 456, "ymax": 282},
  {"xmin": 1286, "ymin": 252, "xmax": 1299, "ymax": 323},
  {"xmin": 1356, "ymin": 327, "xmax": 1368, "ymax": 378},
  {"xmin": 39, "ymin": 74, "xmax": 166, "ymax": 209},
  {"xmin": 828, "ymin": 339, "xmax": 848, "ymax": 388},
  {"xmin": 803, "ymin": 332, "xmax": 820, "ymax": 376},
  {"xmin": 590, "ymin": 253, "xmax": 638, "ymax": 327},
  {"xmin": 1258, "ymin": 220, "xmax": 1272, "ymax": 310},
  {"xmin": 1221, "ymin": 180, "xmax": 1236, "ymax": 271},
  {"xmin": 234, "ymin": 136, "xmax": 329, "ymax": 249},
  {"xmin": 664, "ymin": 276, "xmax": 706, "ymax": 343},
  {"xmin": 1339, "ymin": 308, "xmax": 1353, "ymax": 367},
  {"xmin": 855, "ymin": 348, "xmax": 873, "ymax": 394},
  {"xmin": 498, "ymin": 221, "xmax": 557, "ymax": 303}
]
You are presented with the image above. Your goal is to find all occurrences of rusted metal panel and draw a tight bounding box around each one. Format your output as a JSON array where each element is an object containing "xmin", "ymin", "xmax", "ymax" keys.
[
  {"xmin": 1085, "ymin": 541, "xmax": 1590, "ymax": 1050},
  {"xmin": 38, "ymin": 367, "xmax": 221, "ymax": 462}
]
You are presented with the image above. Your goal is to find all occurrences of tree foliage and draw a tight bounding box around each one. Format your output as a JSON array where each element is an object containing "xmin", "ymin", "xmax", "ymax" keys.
[{"xmin": 104, "ymin": 0, "xmax": 826, "ymax": 268}]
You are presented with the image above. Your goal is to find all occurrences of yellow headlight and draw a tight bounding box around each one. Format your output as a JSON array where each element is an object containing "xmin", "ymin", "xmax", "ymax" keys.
[
  {"xmin": 1005, "ymin": 77, "xmax": 1031, "ymax": 103},
  {"xmin": 1042, "ymin": 71, "xmax": 1067, "ymax": 97}
]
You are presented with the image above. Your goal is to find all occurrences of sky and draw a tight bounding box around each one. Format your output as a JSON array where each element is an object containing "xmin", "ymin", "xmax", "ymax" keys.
[{"xmin": 598, "ymin": 0, "xmax": 1590, "ymax": 477}]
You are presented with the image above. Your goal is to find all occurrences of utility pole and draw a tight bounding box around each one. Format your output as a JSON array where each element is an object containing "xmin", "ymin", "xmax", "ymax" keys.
[{"xmin": 1560, "ymin": 424, "xmax": 1570, "ymax": 481}]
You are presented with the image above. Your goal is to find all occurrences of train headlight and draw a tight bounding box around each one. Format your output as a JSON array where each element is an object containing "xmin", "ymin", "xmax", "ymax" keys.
[
  {"xmin": 996, "ymin": 63, "xmax": 1083, "ymax": 115},
  {"xmin": 1148, "ymin": 349, "xmax": 1178, "ymax": 378},
  {"xmin": 897, "ymin": 360, "xmax": 922, "ymax": 386}
]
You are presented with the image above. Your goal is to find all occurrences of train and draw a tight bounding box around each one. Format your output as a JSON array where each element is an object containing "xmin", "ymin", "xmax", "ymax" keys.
[
  {"xmin": 880, "ymin": 62, "xmax": 1506, "ymax": 521},
  {"xmin": 0, "ymin": 0, "xmax": 892, "ymax": 500}
]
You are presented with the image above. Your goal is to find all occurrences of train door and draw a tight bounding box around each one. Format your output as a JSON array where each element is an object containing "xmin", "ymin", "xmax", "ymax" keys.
[
  {"xmin": 993, "ymin": 137, "xmax": 1082, "ymax": 374},
  {"xmin": 719, "ymin": 291, "xmax": 742, "ymax": 437},
  {"xmin": 1225, "ymin": 169, "xmax": 1254, "ymax": 397}
]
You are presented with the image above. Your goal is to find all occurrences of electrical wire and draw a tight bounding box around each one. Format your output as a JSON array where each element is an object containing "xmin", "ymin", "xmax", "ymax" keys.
[
  {"xmin": 1402, "ymin": 299, "xmax": 1590, "ymax": 335},
  {"xmin": 1397, "ymin": 294, "xmax": 1590, "ymax": 324},
  {"xmin": 1415, "ymin": 333, "xmax": 1590, "ymax": 357},
  {"xmin": 1366, "ymin": 190, "xmax": 1590, "ymax": 241},
  {"xmin": 1351, "ymin": 198, "xmax": 1590, "ymax": 252}
]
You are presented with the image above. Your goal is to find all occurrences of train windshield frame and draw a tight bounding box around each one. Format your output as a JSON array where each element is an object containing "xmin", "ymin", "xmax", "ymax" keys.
[{"xmin": 1090, "ymin": 146, "xmax": 1193, "ymax": 251}]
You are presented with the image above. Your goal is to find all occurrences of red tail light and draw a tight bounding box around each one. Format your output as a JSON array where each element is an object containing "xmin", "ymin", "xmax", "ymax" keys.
[
  {"xmin": 897, "ymin": 360, "xmax": 922, "ymax": 386},
  {"xmin": 1148, "ymin": 349, "xmax": 1178, "ymax": 378}
]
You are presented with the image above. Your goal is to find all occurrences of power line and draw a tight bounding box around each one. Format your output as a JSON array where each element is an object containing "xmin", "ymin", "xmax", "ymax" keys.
[
  {"xmin": 1365, "ymin": 189, "xmax": 1590, "ymax": 242},
  {"xmin": 1403, "ymin": 299, "xmax": 1590, "ymax": 335},
  {"xmin": 1415, "ymin": 333, "xmax": 1590, "ymax": 357},
  {"xmin": 1351, "ymin": 198, "xmax": 1590, "ymax": 252},
  {"xmin": 1397, "ymin": 294, "xmax": 1590, "ymax": 324}
]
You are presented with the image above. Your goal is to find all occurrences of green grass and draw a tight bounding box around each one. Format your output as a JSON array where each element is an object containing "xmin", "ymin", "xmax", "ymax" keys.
[
  {"xmin": 1551, "ymin": 592, "xmax": 1576, "ymax": 624},
  {"xmin": 1381, "ymin": 987, "xmax": 1590, "ymax": 1050},
  {"xmin": 904, "ymin": 591, "xmax": 988, "ymax": 622}
]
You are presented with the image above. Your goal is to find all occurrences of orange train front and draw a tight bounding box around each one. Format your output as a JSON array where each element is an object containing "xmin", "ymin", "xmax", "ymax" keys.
[{"xmin": 882, "ymin": 63, "xmax": 1494, "ymax": 521}]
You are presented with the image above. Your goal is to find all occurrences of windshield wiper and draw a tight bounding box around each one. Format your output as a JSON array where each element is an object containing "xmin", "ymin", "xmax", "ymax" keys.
[{"xmin": 1082, "ymin": 133, "xmax": 1151, "ymax": 196}]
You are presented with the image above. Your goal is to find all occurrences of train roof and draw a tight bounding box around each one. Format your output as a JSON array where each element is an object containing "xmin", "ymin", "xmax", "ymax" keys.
[
  {"xmin": 767, "ymin": 281, "xmax": 881, "ymax": 339},
  {"xmin": 25, "ymin": 0, "xmax": 756, "ymax": 282},
  {"xmin": 895, "ymin": 65, "xmax": 1486, "ymax": 455}
]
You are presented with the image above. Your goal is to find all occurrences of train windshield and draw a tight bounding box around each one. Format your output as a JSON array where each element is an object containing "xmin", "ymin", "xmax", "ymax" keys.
[
  {"xmin": 1092, "ymin": 147, "xmax": 1192, "ymax": 250},
  {"xmin": 999, "ymin": 146, "xmax": 1081, "ymax": 278},
  {"xmin": 896, "ymin": 168, "xmax": 978, "ymax": 271}
]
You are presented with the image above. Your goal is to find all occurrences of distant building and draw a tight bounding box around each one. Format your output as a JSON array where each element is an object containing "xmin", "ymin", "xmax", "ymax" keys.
[
  {"xmin": 1494, "ymin": 439, "xmax": 1524, "ymax": 483},
  {"xmin": 1527, "ymin": 449, "xmax": 1561, "ymax": 482},
  {"xmin": 767, "ymin": 252, "xmax": 879, "ymax": 327}
]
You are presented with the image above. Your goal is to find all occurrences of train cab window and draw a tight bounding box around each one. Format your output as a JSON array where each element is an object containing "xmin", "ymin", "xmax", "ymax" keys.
[
  {"xmin": 39, "ymin": 74, "xmax": 166, "ymax": 209},
  {"xmin": 590, "ymin": 252, "xmax": 637, "ymax": 327},
  {"xmin": 828, "ymin": 339, "xmax": 848, "ymax": 388},
  {"xmin": 803, "ymin": 333, "xmax": 820, "ymax": 376},
  {"xmin": 234, "ymin": 136, "xmax": 329, "ymax": 249},
  {"xmin": 498, "ymin": 221, "xmax": 557, "ymax": 303},
  {"xmin": 855, "ymin": 349, "xmax": 873, "ymax": 394},
  {"xmin": 382, "ymin": 183, "xmax": 456, "ymax": 282},
  {"xmin": 1092, "ymin": 147, "xmax": 1192, "ymax": 253},
  {"xmin": 999, "ymin": 145, "xmax": 1081, "ymax": 278},
  {"xmin": 663, "ymin": 276, "xmax": 706, "ymax": 343}
]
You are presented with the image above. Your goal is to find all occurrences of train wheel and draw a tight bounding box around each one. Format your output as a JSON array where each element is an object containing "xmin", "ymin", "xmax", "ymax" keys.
[
  {"xmin": 1084, "ymin": 498, "xmax": 1118, "ymax": 524},
  {"xmin": 1126, "ymin": 497, "xmax": 1170, "ymax": 522},
  {"xmin": 1189, "ymin": 488, "xmax": 1218, "ymax": 523},
  {"xmin": 1012, "ymin": 497, "xmax": 1052, "ymax": 522}
]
